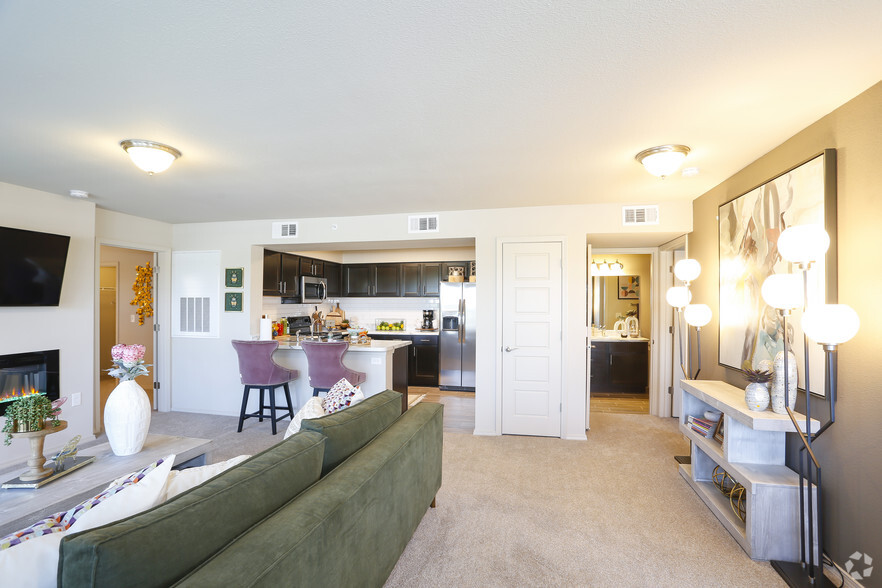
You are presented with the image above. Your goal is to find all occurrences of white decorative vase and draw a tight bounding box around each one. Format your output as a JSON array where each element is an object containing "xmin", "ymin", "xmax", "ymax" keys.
[
  {"xmin": 771, "ymin": 350, "xmax": 798, "ymax": 415},
  {"xmin": 745, "ymin": 382, "xmax": 770, "ymax": 412},
  {"xmin": 104, "ymin": 379, "xmax": 151, "ymax": 456}
]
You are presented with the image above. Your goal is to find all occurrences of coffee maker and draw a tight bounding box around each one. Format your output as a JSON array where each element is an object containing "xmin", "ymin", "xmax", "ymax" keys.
[{"xmin": 421, "ymin": 310, "xmax": 435, "ymax": 330}]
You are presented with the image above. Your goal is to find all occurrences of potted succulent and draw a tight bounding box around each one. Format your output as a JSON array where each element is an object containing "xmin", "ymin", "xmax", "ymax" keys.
[
  {"xmin": 2, "ymin": 394, "xmax": 62, "ymax": 445},
  {"xmin": 743, "ymin": 368, "xmax": 773, "ymax": 412}
]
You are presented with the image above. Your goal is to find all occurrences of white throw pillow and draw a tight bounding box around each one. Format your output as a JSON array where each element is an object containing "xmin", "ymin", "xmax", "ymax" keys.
[
  {"xmin": 68, "ymin": 454, "xmax": 175, "ymax": 533},
  {"xmin": 322, "ymin": 378, "xmax": 365, "ymax": 413},
  {"xmin": 162, "ymin": 455, "xmax": 250, "ymax": 501},
  {"xmin": 0, "ymin": 532, "xmax": 66, "ymax": 588},
  {"xmin": 284, "ymin": 396, "xmax": 327, "ymax": 439}
]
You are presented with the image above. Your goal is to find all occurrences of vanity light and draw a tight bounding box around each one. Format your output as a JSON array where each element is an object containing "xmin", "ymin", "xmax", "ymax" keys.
[
  {"xmin": 674, "ymin": 259, "xmax": 701, "ymax": 284},
  {"xmin": 665, "ymin": 286, "xmax": 692, "ymax": 309},
  {"xmin": 635, "ymin": 144, "xmax": 691, "ymax": 178},
  {"xmin": 777, "ymin": 224, "xmax": 830, "ymax": 267},
  {"xmin": 120, "ymin": 139, "xmax": 182, "ymax": 175},
  {"xmin": 684, "ymin": 304, "xmax": 712, "ymax": 328},
  {"xmin": 761, "ymin": 273, "xmax": 804, "ymax": 311}
]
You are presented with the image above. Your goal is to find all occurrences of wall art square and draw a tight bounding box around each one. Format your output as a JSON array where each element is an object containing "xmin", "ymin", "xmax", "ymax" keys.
[
  {"xmin": 225, "ymin": 268, "xmax": 244, "ymax": 288},
  {"xmin": 718, "ymin": 150, "xmax": 837, "ymax": 396},
  {"xmin": 224, "ymin": 292, "xmax": 243, "ymax": 312},
  {"xmin": 617, "ymin": 275, "xmax": 639, "ymax": 299}
]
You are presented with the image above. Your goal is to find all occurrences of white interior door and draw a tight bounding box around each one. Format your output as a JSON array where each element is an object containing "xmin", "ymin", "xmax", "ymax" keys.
[{"xmin": 501, "ymin": 241, "xmax": 562, "ymax": 437}]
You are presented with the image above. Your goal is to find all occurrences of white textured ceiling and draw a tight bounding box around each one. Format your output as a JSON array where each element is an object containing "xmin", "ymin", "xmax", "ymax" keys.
[{"xmin": 1, "ymin": 2, "xmax": 881, "ymax": 224}]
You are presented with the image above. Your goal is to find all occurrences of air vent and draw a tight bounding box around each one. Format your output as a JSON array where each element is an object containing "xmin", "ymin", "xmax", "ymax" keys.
[
  {"xmin": 622, "ymin": 205, "xmax": 660, "ymax": 226},
  {"xmin": 408, "ymin": 214, "xmax": 439, "ymax": 233},
  {"xmin": 179, "ymin": 297, "xmax": 211, "ymax": 333},
  {"xmin": 271, "ymin": 220, "xmax": 299, "ymax": 239}
]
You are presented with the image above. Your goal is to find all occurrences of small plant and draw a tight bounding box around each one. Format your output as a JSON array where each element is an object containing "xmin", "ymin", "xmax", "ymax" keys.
[
  {"xmin": 743, "ymin": 368, "xmax": 773, "ymax": 384},
  {"xmin": 2, "ymin": 394, "xmax": 62, "ymax": 445},
  {"xmin": 106, "ymin": 344, "xmax": 150, "ymax": 381}
]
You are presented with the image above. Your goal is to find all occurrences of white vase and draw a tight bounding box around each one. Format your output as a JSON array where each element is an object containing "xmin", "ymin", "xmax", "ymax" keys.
[
  {"xmin": 771, "ymin": 350, "xmax": 798, "ymax": 415},
  {"xmin": 745, "ymin": 382, "xmax": 770, "ymax": 412},
  {"xmin": 104, "ymin": 379, "xmax": 151, "ymax": 456}
]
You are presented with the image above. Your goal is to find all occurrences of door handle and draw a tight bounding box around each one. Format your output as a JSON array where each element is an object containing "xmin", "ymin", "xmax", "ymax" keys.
[{"xmin": 505, "ymin": 346, "xmax": 518, "ymax": 352}]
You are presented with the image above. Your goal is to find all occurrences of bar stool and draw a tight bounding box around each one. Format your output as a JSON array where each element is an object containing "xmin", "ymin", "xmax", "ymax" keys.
[
  {"xmin": 300, "ymin": 341, "xmax": 366, "ymax": 397},
  {"xmin": 231, "ymin": 340, "xmax": 297, "ymax": 435}
]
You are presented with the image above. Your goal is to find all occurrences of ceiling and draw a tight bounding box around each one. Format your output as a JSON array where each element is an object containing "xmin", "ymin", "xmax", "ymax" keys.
[{"xmin": 1, "ymin": 2, "xmax": 881, "ymax": 225}]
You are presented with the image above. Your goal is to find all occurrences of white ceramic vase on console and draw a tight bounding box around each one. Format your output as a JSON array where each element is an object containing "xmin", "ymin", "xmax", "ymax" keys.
[
  {"xmin": 745, "ymin": 382, "xmax": 770, "ymax": 412},
  {"xmin": 771, "ymin": 350, "xmax": 798, "ymax": 415},
  {"xmin": 104, "ymin": 379, "xmax": 151, "ymax": 456}
]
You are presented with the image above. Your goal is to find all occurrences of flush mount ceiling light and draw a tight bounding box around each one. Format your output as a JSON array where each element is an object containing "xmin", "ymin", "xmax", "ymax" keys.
[
  {"xmin": 635, "ymin": 144, "xmax": 691, "ymax": 178},
  {"xmin": 120, "ymin": 139, "xmax": 182, "ymax": 175}
]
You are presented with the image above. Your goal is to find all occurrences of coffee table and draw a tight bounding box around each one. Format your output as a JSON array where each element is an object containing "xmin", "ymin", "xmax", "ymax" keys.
[{"xmin": 0, "ymin": 434, "xmax": 211, "ymax": 537}]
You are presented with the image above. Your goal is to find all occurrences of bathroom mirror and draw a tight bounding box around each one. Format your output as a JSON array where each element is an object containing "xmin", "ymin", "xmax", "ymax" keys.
[{"xmin": 591, "ymin": 276, "xmax": 640, "ymax": 328}]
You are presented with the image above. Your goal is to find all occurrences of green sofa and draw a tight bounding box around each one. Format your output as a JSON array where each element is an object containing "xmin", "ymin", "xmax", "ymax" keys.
[{"xmin": 58, "ymin": 390, "xmax": 443, "ymax": 587}]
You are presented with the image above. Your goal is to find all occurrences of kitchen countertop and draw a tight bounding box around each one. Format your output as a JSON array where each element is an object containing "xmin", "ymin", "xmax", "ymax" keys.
[
  {"xmin": 367, "ymin": 329, "xmax": 438, "ymax": 337},
  {"xmin": 591, "ymin": 335, "xmax": 650, "ymax": 343},
  {"xmin": 275, "ymin": 339, "xmax": 411, "ymax": 351}
]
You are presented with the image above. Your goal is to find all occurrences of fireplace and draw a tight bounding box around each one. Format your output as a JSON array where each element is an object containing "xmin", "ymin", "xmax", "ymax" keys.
[{"xmin": 0, "ymin": 350, "xmax": 60, "ymax": 416}]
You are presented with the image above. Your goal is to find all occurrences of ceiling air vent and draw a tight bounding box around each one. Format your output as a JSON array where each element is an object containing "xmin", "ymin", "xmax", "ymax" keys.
[
  {"xmin": 271, "ymin": 220, "xmax": 299, "ymax": 239},
  {"xmin": 408, "ymin": 214, "xmax": 439, "ymax": 233},
  {"xmin": 622, "ymin": 205, "xmax": 660, "ymax": 226}
]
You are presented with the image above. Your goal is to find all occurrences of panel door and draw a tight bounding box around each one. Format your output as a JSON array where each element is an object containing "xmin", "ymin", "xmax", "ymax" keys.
[
  {"xmin": 501, "ymin": 241, "xmax": 562, "ymax": 437},
  {"xmin": 374, "ymin": 263, "xmax": 401, "ymax": 297},
  {"xmin": 324, "ymin": 262, "xmax": 342, "ymax": 298},
  {"xmin": 421, "ymin": 263, "xmax": 442, "ymax": 297},
  {"xmin": 262, "ymin": 250, "xmax": 282, "ymax": 295},
  {"xmin": 280, "ymin": 253, "xmax": 300, "ymax": 297},
  {"xmin": 343, "ymin": 264, "xmax": 372, "ymax": 297},
  {"xmin": 401, "ymin": 263, "xmax": 422, "ymax": 297}
]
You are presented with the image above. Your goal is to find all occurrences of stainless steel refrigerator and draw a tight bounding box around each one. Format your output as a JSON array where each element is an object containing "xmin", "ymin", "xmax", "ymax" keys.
[{"xmin": 439, "ymin": 281, "xmax": 476, "ymax": 391}]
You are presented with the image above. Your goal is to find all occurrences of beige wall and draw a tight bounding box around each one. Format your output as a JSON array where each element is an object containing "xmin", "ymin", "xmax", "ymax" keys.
[
  {"xmin": 689, "ymin": 81, "xmax": 882, "ymax": 569},
  {"xmin": 591, "ymin": 253, "xmax": 652, "ymax": 338}
]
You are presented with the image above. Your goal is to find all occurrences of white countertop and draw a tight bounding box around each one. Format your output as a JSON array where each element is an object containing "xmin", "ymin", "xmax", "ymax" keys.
[
  {"xmin": 276, "ymin": 339, "xmax": 411, "ymax": 352},
  {"xmin": 367, "ymin": 329, "xmax": 439, "ymax": 337},
  {"xmin": 591, "ymin": 336, "xmax": 649, "ymax": 343}
]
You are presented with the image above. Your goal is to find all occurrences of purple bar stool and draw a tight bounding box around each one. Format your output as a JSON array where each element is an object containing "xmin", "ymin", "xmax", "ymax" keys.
[
  {"xmin": 300, "ymin": 341, "xmax": 366, "ymax": 397},
  {"xmin": 231, "ymin": 340, "xmax": 298, "ymax": 435}
]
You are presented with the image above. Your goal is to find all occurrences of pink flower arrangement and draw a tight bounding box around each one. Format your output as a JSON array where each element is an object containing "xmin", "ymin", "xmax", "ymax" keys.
[{"xmin": 107, "ymin": 344, "xmax": 150, "ymax": 381}]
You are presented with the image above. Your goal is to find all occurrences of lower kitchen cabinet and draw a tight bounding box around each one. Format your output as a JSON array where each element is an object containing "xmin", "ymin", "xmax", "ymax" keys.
[
  {"xmin": 590, "ymin": 341, "xmax": 648, "ymax": 394},
  {"xmin": 409, "ymin": 335, "xmax": 439, "ymax": 387}
]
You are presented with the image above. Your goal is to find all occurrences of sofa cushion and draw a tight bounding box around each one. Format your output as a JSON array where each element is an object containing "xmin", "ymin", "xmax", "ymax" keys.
[
  {"xmin": 58, "ymin": 431, "xmax": 326, "ymax": 588},
  {"xmin": 301, "ymin": 389, "xmax": 402, "ymax": 475}
]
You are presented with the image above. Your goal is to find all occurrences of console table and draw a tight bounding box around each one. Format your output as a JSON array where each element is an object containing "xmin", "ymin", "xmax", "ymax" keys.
[
  {"xmin": 679, "ymin": 380, "xmax": 820, "ymax": 562},
  {"xmin": 0, "ymin": 434, "xmax": 211, "ymax": 537}
]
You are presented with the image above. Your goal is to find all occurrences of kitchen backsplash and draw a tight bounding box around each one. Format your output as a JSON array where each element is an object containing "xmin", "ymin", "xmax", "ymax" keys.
[{"xmin": 262, "ymin": 296, "xmax": 440, "ymax": 330}]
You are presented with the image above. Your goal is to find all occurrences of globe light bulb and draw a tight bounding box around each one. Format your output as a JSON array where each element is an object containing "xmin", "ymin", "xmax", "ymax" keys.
[
  {"xmin": 802, "ymin": 304, "xmax": 860, "ymax": 346},
  {"xmin": 761, "ymin": 273, "xmax": 804, "ymax": 310},
  {"xmin": 665, "ymin": 286, "xmax": 692, "ymax": 309},
  {"xmin": 684, "ymin": 304, "xmax": 712, "ymax": 327},
  {"xmin": 777, "ymin": 225, "xmax": 830, "ymax": 266},
  {"xmin": 674, "ymin": 259, "xmax": 701, "ymax": 283}
]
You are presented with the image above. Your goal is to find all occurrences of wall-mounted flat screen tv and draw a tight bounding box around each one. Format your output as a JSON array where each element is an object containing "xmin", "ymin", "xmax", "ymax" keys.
[{"xmin": 0, "ymin": 226, "xmax": 71, "ymax": 306}]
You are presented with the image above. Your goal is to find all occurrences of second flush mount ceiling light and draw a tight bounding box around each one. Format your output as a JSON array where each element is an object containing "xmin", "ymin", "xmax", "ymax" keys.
[
  {"xmin": 635, "ymin": 144, "xmax": 690, "ymax": 178},
  {"xmin": 120, "ymin": 139, "xmax": 182, "ymax": 175}
]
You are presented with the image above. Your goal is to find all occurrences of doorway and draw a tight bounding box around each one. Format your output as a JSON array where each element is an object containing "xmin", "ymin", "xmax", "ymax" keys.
[
  {"xmin": 98, "ymin": 246, "xmax": 156, "ymax": 428},
  {"xmin": 588, "ymin": 251, "xmax": 653, "ymax": 415}
]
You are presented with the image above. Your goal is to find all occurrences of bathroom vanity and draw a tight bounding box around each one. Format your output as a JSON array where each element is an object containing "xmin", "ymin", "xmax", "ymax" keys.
[{"xmin": 589, "ymin": 337, "xmax": 649, "ymax": 394}]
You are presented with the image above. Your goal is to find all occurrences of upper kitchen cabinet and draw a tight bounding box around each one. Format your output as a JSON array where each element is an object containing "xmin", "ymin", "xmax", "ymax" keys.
[
  {"xmin": 263, "ymin": 250, "xmax": 300, "ymax": 296},
  {"xmin": 343, "ymin": 263, "xmax": 401, "ymax": 297},
  {"xmin": 299, "ymin": 257, "xmax": 323, "ymax": 277},
  {"xmin": 324, "ymin": 261, "xmax": 342, "ymax": 298},
  {"xmin": 402, "ymin": 263, "xmax": 441, "ymax": 297}
]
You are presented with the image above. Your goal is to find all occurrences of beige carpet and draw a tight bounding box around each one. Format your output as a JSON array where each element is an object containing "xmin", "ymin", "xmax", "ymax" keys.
[{"xmin": 385, "ymin": 412, "xmax": 785, "ymax": 587}]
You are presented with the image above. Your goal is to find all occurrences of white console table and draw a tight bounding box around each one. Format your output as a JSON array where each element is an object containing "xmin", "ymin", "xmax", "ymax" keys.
[{"xmin": 679, "ymin": 380, "xmax": 820, "ymax": 562}]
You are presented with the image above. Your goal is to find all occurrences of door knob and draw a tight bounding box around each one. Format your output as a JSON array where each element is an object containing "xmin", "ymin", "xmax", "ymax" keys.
[{"xmin": 504, "ymin": 346, "xmax": 518, "ymax": 352}]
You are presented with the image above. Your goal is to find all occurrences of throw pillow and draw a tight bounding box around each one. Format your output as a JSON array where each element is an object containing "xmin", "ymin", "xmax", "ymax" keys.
[
  {"xmin": 322, "ymin": 378, "xmax": 365, "ymax": 413},
  {"xmin": 162, "ymin": 455, "xmax": 251, "ymax": 501},
  {"xmin": 0, "ymin": 531, "xmax": 66, "ymax": 588},
  {"xmin": 284, "ymin": 396, "xmax": 327, "ymax": 439}
]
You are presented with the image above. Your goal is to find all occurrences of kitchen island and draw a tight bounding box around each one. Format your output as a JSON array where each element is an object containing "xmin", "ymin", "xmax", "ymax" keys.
[{"xmin": 272, "ymin": 339, "xmax": 411, "ymax": 413}]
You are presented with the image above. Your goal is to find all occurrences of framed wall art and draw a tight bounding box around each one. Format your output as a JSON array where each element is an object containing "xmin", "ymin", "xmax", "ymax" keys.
[
  {"xmin": 224, "ymin": 292, "xmax": 243, "ymax": 312},
  {"xmin": 617, "ymin": 275, "xmax": 639, "ymax": 300},
  {"xmin": 225, "ymin": 267, "xmax": 244, "ymax": 288},
  {"xmin": 718, "ymin": 149, "xmax": 837, "ymax": 396}
]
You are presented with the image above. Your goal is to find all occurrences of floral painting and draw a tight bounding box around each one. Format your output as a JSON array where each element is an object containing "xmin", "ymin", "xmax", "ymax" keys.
[
  {"xmin": 617, "ymin": 276, "xmax": 639, "ymax": 300},
  {"xmin": 718, "ymin": 151, "xmax": 835, "ymax": 396}
]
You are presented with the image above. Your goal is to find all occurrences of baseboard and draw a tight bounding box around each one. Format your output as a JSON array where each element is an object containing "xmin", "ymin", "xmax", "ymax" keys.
[
  {"xmin": 825, "ymin": 559, "xmax": 866, "ymax": 588},
  {"xmin": 472, "ymin": 429, "xmax": 498, "ymax": 436}
]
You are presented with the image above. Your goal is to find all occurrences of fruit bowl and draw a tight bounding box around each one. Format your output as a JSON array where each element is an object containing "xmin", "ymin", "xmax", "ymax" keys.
[{"xmin": 375, "ymin": 319, "xmax": 406, "ymax": 331}]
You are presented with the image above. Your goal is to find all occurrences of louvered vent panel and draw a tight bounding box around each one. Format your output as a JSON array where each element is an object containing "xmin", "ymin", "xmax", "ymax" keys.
[
  {"xmin": 622, "ymin": 205, "xmax": 660, "ymax": 226},
  {"xmin": 179, "ymin": 297, "xmax": 211, "ymax": 333},
  {"xmin": 271, "ymin": 221, "xmax": 299, "ymax": 239},
  {"xmin": 408, "ymin": 215, "xmax": 439, "ymax": 233}
]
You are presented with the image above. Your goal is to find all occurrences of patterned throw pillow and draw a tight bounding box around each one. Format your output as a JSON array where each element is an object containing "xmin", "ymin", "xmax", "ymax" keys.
[{"xmin": 322, "ymin": 378, "xmax": 365, "ymax": 413}]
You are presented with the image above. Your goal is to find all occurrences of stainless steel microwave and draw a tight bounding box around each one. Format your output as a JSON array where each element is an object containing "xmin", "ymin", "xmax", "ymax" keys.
[{"xmin": 301, "ymin": 276, "xmax": 327, "ymax": 303}]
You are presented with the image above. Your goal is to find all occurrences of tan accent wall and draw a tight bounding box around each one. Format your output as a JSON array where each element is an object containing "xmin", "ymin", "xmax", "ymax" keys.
[{"xmin": 689, "ymin": 81, "xmax": 882, "ymax": 568}]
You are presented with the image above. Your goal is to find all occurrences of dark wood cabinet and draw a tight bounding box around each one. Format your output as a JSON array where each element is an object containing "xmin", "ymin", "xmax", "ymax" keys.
[
  {"xmin": 299, "ymin": 257, "xmax": 323, "ymax": 277},
  {"xmin": 590, "ymin": 341, "xmax": 649, "ymax": 395},
  {"xmin": 409, "ymin": 335, "xmax": 439, "ymax": 386},
  {"xmin": 373, "ymin": 263, "xmax": 401, "ymax": 297},
  {"xmin": 263, "ymin": 250, "xmax": 300, "ymax": 296},
  {"xmin": 402, "ymin": 263, "xmax": 441, "ymax": 297},
  {"xmin": 324, "ymin": 261, "xmax": 342, "ymax": 298},
  {"xmin": 343, "ymin": 264, "xmax": 401, "ymax": 297},
  {"xmin": 343, "ymin": 264, "xmax": 373, "ymax": 297},
  {"xmin": 421, "ymin": 263, "xmax": 442, "ymax": 297}
]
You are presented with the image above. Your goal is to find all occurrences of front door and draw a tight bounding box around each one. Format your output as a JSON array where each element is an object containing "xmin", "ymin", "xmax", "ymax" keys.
[{"xmin": 501, "ymin": 241, "xmax": 563, "ymax": 437}]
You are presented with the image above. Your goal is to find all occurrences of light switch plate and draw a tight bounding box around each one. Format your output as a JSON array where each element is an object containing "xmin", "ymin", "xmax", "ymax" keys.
[
  {"xmin": 71, "ymin": 393, "xmax": 81, "ymax": 407},
  {"xmin": 371, "ymin": 357, "xmax": 381, "ymax": 365}
]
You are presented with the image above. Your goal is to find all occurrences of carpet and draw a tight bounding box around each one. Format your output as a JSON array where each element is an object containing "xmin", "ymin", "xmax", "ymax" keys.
[{"xmin": 384, "ymin": 411, "xmax": 785, "ymax": 587}]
